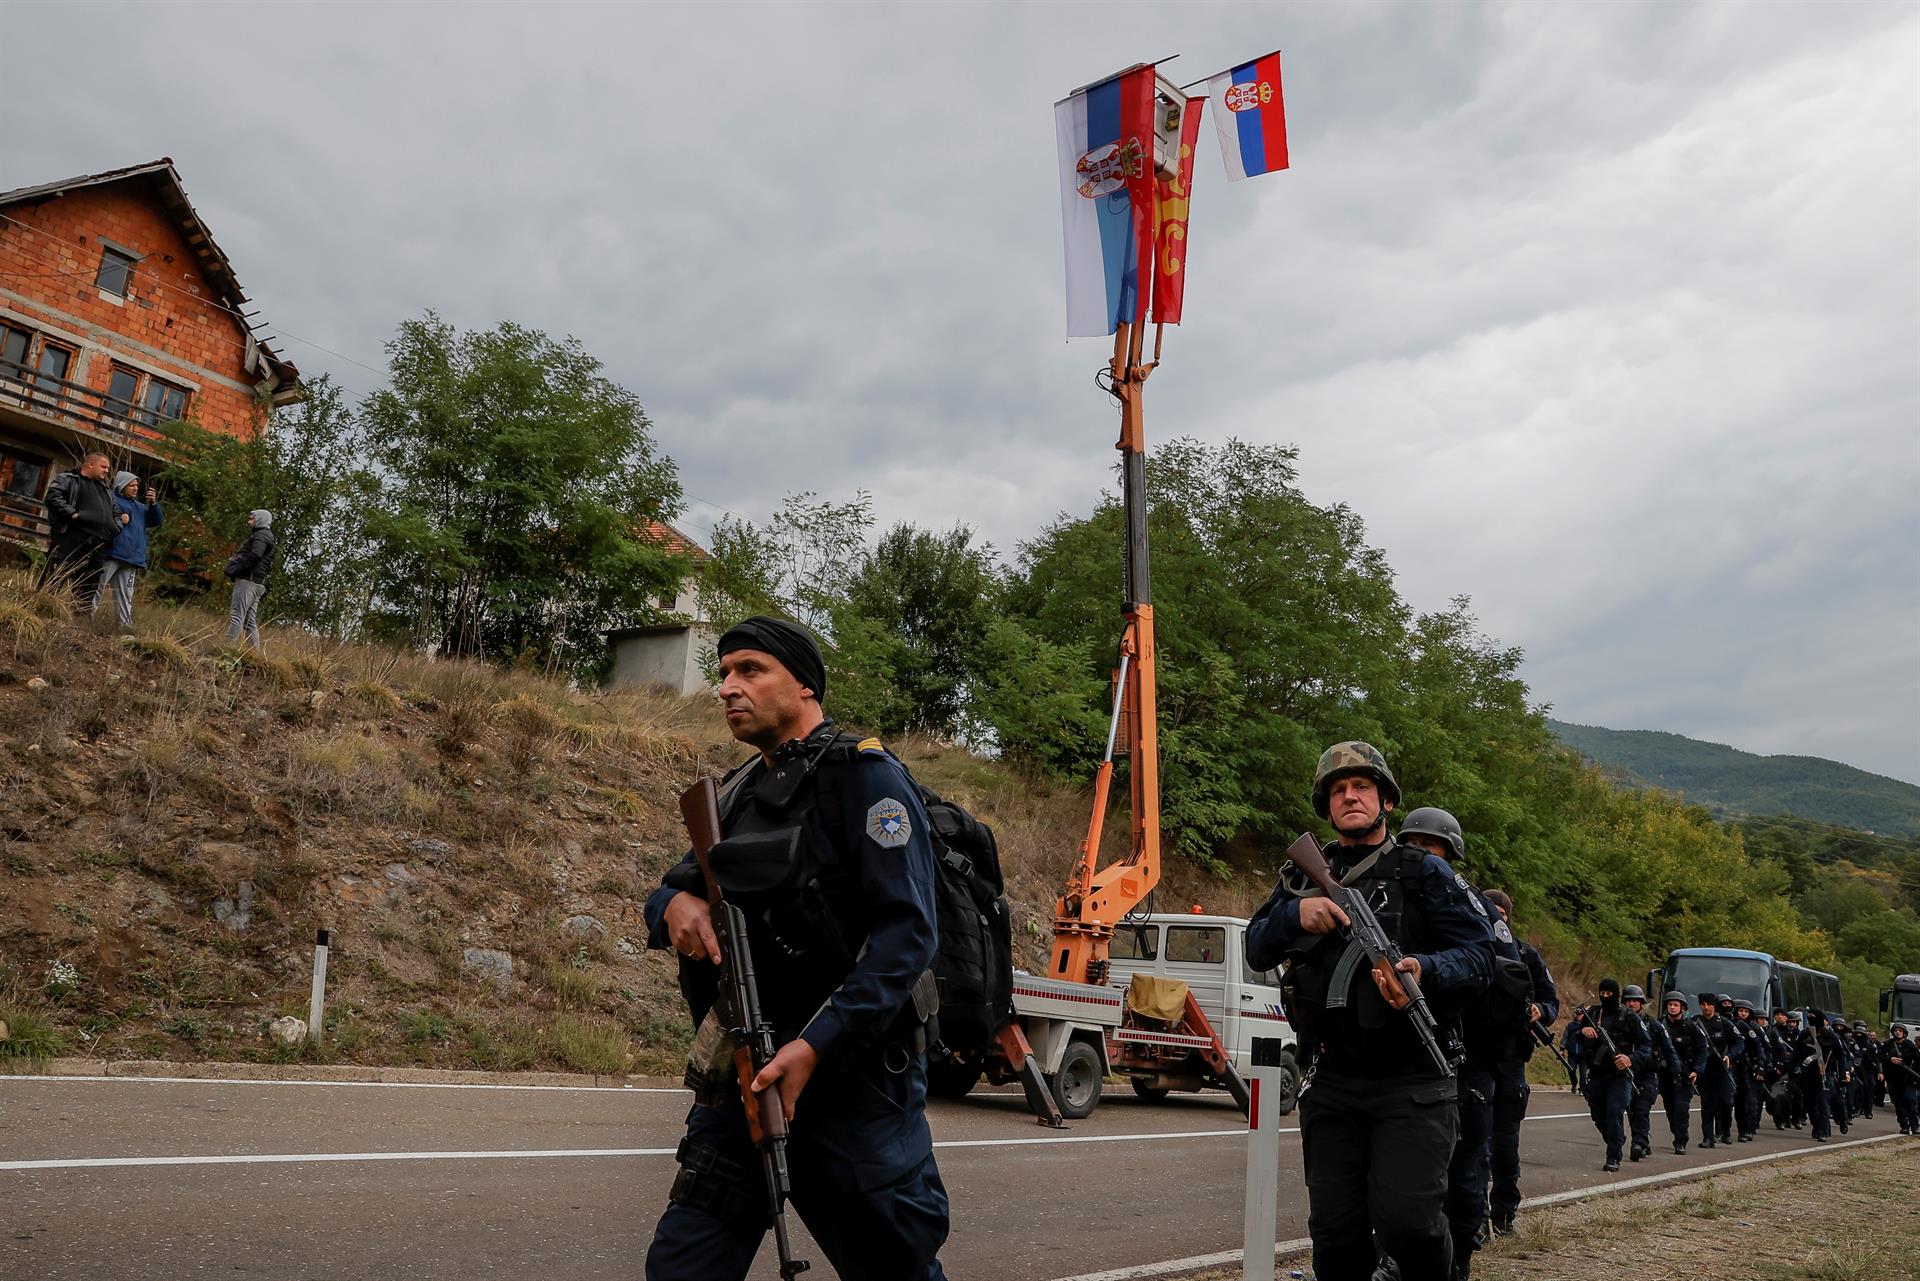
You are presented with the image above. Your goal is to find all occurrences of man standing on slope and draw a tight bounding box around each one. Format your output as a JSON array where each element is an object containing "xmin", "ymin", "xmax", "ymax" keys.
[{"xmin": 1246, "ymin": 742, "xmax": 1497, "ymax": 1281}]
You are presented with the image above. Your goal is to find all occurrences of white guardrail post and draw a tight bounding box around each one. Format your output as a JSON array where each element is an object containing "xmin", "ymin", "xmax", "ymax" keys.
[
  {"xmin": 1242, "ymin": 1035, "xmax": 1285, "ymax": 1281},
  {"xmin": 307, "ymin": 928, "xmax": 330, "ymax": 1043}
]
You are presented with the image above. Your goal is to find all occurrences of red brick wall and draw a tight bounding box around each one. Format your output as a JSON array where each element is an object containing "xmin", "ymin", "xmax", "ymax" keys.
[{"xmin": 0, "ymin": 180, "xmax": 265, "ymax": 442}]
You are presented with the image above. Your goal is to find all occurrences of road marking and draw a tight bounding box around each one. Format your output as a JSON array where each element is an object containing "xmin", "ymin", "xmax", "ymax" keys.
[
  {"xmin": 1046, "ymin": 1130, "xmax": 1915, "ymax": 1281},
  {"xmin": 0, "ymin": 1074, "xmax": 690, "ymax": 1094},
  {"xmin": 0, "ymin": 1109, "xmax": 1595, "ymax": 1174}
]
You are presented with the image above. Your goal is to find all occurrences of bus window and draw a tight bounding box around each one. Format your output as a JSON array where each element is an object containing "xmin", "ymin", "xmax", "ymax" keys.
[{"xmin": 1667, "ymin": 954, "xmax": 1770, "ymax": 1009}]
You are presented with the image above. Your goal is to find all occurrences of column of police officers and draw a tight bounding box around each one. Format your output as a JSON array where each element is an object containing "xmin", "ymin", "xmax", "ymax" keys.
[{"xmin": 632, "ymin": 632, "xmax": 1914, "ymax": 1281}]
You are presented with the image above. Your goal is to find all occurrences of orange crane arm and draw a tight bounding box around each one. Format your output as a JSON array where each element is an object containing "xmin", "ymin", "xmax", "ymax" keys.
[{"xmin": 1051, "ymin": 319, "xmax": 1162, "ymax": 987}]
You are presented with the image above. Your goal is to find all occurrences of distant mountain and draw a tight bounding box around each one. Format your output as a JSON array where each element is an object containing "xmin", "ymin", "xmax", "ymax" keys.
[{"xmin": 1547, "ymin": 720, "xmax": 1920, "ymax": 838}]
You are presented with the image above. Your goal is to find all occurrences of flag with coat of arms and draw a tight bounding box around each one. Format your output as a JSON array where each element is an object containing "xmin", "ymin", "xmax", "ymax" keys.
[
  {"xmin": 1054, "ymin": 65, "xmax": 1161, "ymax": 337},
  {"xmin": 1206, "ymin": 51, "xmax": 1289, "ymax": 181}
]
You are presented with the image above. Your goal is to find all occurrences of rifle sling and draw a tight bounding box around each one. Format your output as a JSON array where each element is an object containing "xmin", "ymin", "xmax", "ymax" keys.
[{"xmin": 1322, "ymin": 847, "xmax": 1392, "ymax": 1013}]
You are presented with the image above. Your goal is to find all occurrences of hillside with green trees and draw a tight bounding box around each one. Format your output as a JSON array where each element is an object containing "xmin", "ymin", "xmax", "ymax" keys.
[
  {"xmin": 1548, "ymin": 719, "xmax": 1920, "ymax": 837},
  {"xmin": 5, "ymin": 311, "xmax": 1915, "ymax": 1075}
]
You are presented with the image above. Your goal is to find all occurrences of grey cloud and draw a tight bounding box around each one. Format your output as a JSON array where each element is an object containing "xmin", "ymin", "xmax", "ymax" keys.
[{"xmin": 8, "ymin": 0, "xmax": 1914, "ymax": 780}]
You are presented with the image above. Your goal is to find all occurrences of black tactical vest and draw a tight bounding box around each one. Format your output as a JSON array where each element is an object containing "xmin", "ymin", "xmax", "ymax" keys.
[{"xmin": 1282, "ymin": 840, "xmax": 1453, "ymax": 1076}]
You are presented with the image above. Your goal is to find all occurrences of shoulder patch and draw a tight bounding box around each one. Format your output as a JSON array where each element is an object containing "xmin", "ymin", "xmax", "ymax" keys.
[
  {"xmin": 856, "ymin": 737, "xmax": 886, "ymax": 757},
  {"xmin": 865, "ymin": 797, "xmax": 912, "ymax": 848},
  {"xmin": 1494, "ymin": 918, "xmax": 1514, "ymax": 944}
]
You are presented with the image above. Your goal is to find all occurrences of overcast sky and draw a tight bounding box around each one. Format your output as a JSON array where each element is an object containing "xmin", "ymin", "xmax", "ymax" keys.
[{"xmin": 10, "ymin": 1, "xmax": 1917, "ymax": 783}]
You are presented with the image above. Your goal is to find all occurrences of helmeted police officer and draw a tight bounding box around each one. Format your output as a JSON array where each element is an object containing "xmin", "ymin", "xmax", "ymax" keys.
[
  {"xmin": 642, "ymin": 617, "xmax": 949, "ymax": 1280},
  {"xmin": 1246, "ymin": 743, "xmax": 1497, "ymax": 1281},
  {"xmin": 1398, "ymin": 807, "xmax": 1525, "ymax": 1280},
  {"xmin": 1658, "ymin": 992, "xmax": 1707, "ymax": 1153},
  {"xmin": 1732, "ymin": 998, "xmax": 1768, "ymax": 1141},
  {"xmin": 1479, "ymin": 888, "xmax": 1557, "ymax": 1240},
  {"xmin": 1578, "ymin": 978, "xmax": 1651, "ymax": 1171},
  {"xmin": 1850, "ymin": 1021, "xmax": 1875, "ymax": 1119},
  {"xmin": 1696, "ymin": 993, "xmax": 1741, "ymax": 1147},
  {"xmin": 1882, "ymin": 1024, "xmax": 1919, "ymax": 1135},
  {"xmin": 1621, "ymin": 985, "xmax": 1669, "ymax": 1160},
  {"xmin": 1767, "ymin": 1008, "xmax": 1801, "ymax": 1130}
]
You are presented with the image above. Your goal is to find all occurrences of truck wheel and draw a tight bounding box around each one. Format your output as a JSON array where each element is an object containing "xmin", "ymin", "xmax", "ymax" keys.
[
  {"xmin": 1049, "ymin": 1040, "xmax": 1104, "ymax": 1119},
  {"xmin": 1130, "ymin": 1079, "xmax": 1171, "ymax": 1103},
  {"xmin": 1273, "ymin": 1050, "xmax": 1301, "ymax": 1116},
  {"xmin": 926, "ymin": 1055, "xmax": 983, "ymax": 1100}
]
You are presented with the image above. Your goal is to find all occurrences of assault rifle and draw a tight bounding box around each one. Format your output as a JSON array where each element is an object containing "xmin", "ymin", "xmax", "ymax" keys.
[
  {"xmin": 1530, "ymin": 1020, "xmax": 1578, "ymax": 1087},
  {"xmin": 1283, "ymin": 832, "xmax": 1454, "ymax": 1078},
  {"xmin": 680, "ymin": 778, "xmax": 810, "ymax": 1279}
]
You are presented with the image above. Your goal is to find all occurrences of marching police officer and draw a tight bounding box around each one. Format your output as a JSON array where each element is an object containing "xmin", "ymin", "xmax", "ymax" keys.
[
  {"xmin": 1621, "ymin": 985, "xmax": 1671, "ymax": 1160},
  {"xmin": 1766, "ymin": 1008, "xmax": 1799, "ymax": 1130},
  {"xmin": 642, "ymin": 617, "xmax": 949, "ymax": 1280},
  {"xmin": 1793, "ymin": 1009, "xmax": 1848, "ymax": 1142},
  {"xmin": 1577, "ymin": 978, "xmax": 1650, "ymax": 1171},
  {"xmin": 1658, "ymin": 992, "xmax": 1707, "ymax": 1153},
  {"xmin": 1882, "ymin": 1024, "xmax": 1919, "ymax": 1135},
  {"xmin": 1479, "ymin": 889, "xmax": 1557, "ymax": 1239},
  {"xmin": 1398, "ymin": 808, "xmax": 1524, "ymax": 1279},
  {"xmin": 1246, "ymin": 742, "xmax": 1498, "ymax": 1281},
  {"xmin": 1731, "ymin": 999, "xmax": 1768, "ymax": 1141},
  {"xmin": 1694, "ymin": 994, "xmax": 1740, "ymax": 1147},
  {"xmin": 1850, "ymin": 1021, "xmax": 1876, "ymax": 1119}
]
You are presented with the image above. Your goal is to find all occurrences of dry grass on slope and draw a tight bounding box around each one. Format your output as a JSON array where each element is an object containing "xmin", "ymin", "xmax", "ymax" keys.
[{"xmin": 0, "ymin": 572, "xmax": 1277, "ymax": 1075}]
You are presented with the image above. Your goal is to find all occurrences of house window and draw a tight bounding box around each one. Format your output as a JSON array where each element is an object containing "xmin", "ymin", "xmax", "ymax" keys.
[
  {"xmin": 96, "ymin": 247, "xmax": 137, "ymax": 297},
  {"xmin": 105, "ymin": 366, "xmax": 141, "ymax": 422},
  {"xmin": 1, "ymin": 449, "xmax": 48, "ymax": 502},
  {"xmin": 32, "ymin": 341, "xmax": 74, "ymax": 400},
  {"xmin": 138, "ymin": 377, "xmax": 189, "ymax": 426},
  {"xmin": 0, "ymin": 323, "xmax": 28, "ymax": 374}
]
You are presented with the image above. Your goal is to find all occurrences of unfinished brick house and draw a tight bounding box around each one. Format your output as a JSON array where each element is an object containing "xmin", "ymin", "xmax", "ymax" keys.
[{"xmin": 0, "ymin": 158, "xmax": 301, "ymax": 550}]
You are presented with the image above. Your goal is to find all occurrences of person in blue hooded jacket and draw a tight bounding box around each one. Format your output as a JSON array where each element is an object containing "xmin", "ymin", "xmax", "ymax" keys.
[{"xmin": 93, "ymin": 471, "xmax": 162, "ymax": 628}]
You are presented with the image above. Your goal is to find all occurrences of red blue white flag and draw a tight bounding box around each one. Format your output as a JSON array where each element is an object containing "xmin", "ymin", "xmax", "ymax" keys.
[
  {"xmin": 1152, "ymin": 97, "xmax": 1205, "ymax": 326},
  {"xmin": 1206, "ymin": 51, "xmax": 1288, "ymax": 181},
  {"xmin": 1056, "ymin": 66, "xmax": 1159, "ymax": 337}
]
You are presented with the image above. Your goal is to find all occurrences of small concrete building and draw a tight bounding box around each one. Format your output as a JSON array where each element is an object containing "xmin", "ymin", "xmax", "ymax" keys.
[{"xmin": 606, "ymin": 521, "xmax": 715, "ymax": 696}]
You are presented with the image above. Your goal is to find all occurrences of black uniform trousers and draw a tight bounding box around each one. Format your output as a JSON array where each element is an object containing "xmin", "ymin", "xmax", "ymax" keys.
[
  {"xmin": 1736, "ymin": 1068, "xmax": 1764, "ymax": 1137},
  {"xmin": 1300, "ymin": 1066, "xmax": 1458, "ymax": 1281},
  {"xmin": 1890, "ymin": 1076, "xmax": 1919, "ymax": 1131},
  {"xmin": 644, "ymin": 1060, "xmax": 949, "ymax": 1281},
  {"xmin": 1486, "ymin": 1057, "xmax": 1530, "ymax": 1226},
  {"xmin": 1627, "ymin": 1068, "xmax": 1660, "ymax": 1152},
  {"xmin": 1798, "ymin": 1065, "xmax": 1832, "ymax": 1141},
  {"xmin": 1657, "ymin": 1072, "xmax": 1694, "ymax": 1149},
  {"xmin": 1698, "ymin": 1065, "xmax": 1735, "ymax": 1144},
  {"xmin": 1443, "ymin": 1062, "xmax": 1495, "ymax": 1262},
  {"xmin": 1586, "ymin": 1068, "xmax": 1631, "ymax": 1164}
]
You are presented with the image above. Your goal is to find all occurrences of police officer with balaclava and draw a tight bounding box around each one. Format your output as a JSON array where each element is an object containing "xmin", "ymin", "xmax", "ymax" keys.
[
  {"xmin": 1577, "ymin": 977, "xmax": 1650, "ymax": 1171},
  {"xmin": 1246, "ymin": 742, "xmax": 1497, "ymax": 1281}
]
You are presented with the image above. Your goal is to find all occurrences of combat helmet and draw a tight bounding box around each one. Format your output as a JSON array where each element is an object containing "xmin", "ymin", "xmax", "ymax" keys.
[
  {"xmin": 1399, "ymin": 807, "xmax": 1464, "ymax": 861},
  {"xmin": 1662, "ymin": 992, "xmax": 1688, "ymax": 1012},
  {"xmin": 1623, "ymin": 984, "xmax": 1647, "ymax": 1002},
  {"xmin": 1311, "ymin": 741, "xmax": 1401, "ymax": 818},
  {"xmin": 1733, "ymin": 998, "xmax": 1755, "ymax": 1017},
  {"xmin": 1853, "ymin": 1020, "xmax": 1868, "ymax": 1033}
]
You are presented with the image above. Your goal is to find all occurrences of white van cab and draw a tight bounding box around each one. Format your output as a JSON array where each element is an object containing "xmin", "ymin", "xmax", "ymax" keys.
[{"xmin": 1105, "ymin": 912, "xmax": 1300, "ymax": 1111}]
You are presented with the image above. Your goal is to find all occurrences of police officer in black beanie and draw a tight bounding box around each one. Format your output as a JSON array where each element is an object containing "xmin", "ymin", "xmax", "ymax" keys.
[{"xmin": 642, "ymin": 616, "xmax": 950, "ymax": 1279}]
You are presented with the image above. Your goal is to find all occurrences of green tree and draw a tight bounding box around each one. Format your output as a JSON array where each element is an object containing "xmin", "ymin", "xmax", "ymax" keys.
[
  {"xmin": 844, "ymin": 523, "xmax": 1002, "ymax": 737},
  {"xmin": 359, "ymin": 314, "xmax": 683, "ymax": 676},
  {"xmin": 155, "ymin": 375, "xmax": 377, "ymax": 636}
]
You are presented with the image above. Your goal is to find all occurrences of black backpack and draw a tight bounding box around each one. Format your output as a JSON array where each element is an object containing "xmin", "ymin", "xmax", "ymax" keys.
[{"xmin": 913, "ymin": 781, "xmax": 1015, "ymax": 1055}]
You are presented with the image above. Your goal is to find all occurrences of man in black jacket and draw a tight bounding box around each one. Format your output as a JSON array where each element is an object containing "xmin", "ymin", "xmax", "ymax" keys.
[
  {"xmin": 1623, "ymin": 985, "xmax": 1671, "ymax": 1160},
  {"xmin": 1882, "ymin": 1024, "xmax": 1919, "ymax": 1135},
  {"xmin": 1696, "ymin": 993, "xmax": 1741, "ymax": 1147},
  {"xmin": 1658, "ymin": 992, "xmax": 1707, "ymax": 1153},
  {"xmin": 38, "ymin": 450, "xmax": 116, "ymax": 597},
  {"xmin": 1577, "ymin": 978, "xmax": 1651, "ymax": 1171},
  {"xmin": 1245, "ymin": 742, "xmax": 1497, "ymax": 1281},
  {"xmin": 1482, "ymin": 889, "xmax": 1557, "ymax": 1239},
  {"xmin": 223, "ymin": 510, "xmax": 276, "ymax": 650}
]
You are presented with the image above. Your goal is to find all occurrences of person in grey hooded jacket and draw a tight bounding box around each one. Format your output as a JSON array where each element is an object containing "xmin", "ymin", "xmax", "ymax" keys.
[{"xmin": 223, "ymin": 509, "xmax": 275, "ymax": 649}]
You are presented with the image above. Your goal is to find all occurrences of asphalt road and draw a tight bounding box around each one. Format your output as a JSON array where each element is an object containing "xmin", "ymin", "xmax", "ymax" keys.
[{"xmin": 0, "ymin": 1072, "xmax": 1909, "ymax": 1281}]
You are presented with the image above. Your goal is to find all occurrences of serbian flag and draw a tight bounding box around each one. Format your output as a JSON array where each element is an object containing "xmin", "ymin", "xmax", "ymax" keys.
[
  {"xmin": 1206, "ymin": 51, "xmax": 1288, "ymax": 181},
  {"xmin": 1152, "ymin": 97, "xmax": 1204, "ymax": 325},
  {"xmin": 1056, "ymin": 66, "xmax": 1159, "ymax": 337}
]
